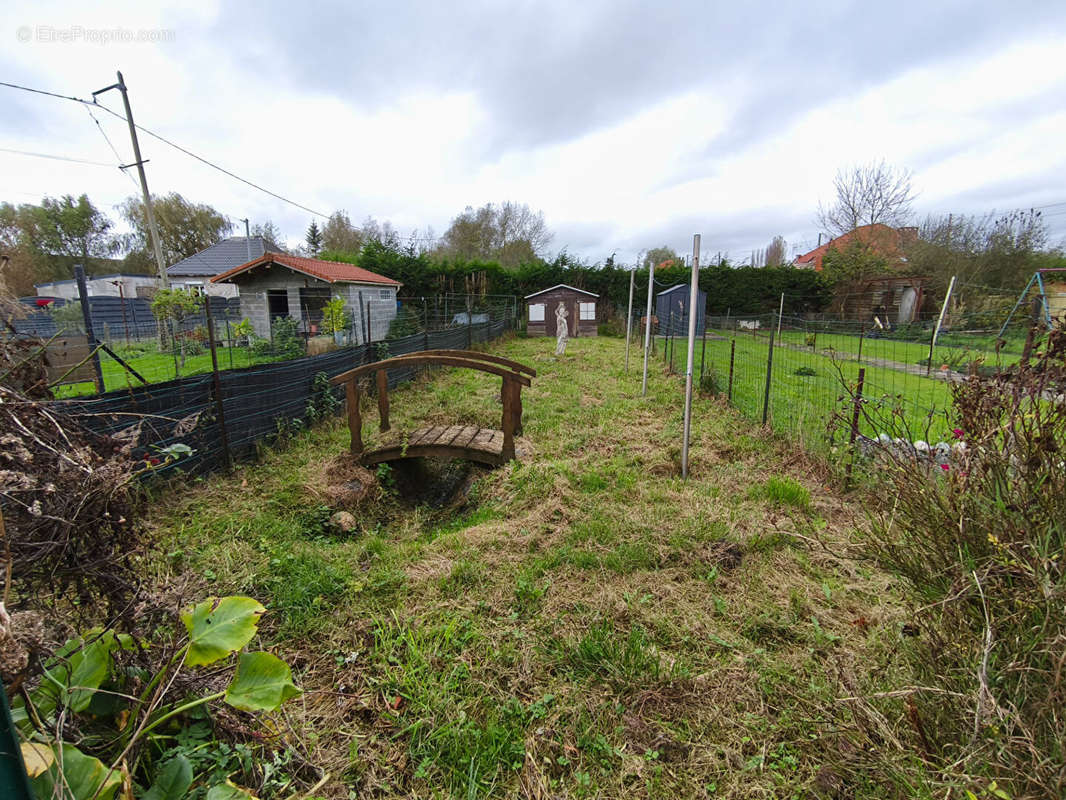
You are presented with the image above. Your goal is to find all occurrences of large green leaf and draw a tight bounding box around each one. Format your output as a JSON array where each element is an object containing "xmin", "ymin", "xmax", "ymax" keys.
[
  {"xmin": 141, "ymin": 755, "xmax": 193, "ymax": 800},
  {"xmin": 224, "ymin": 651, "xmax": 301, "ymax": 712},
  {"xmin": 205, "ymin": 781, "xmax": 259, "ymax": 800},
  {"xmin": 181, "ymin": 597, "xmax": 265, "ymax": 667},
  {"xmin": 37, "ymin": 630, "xmax": 117, "ymax": 714},
  {"xmin": 29, "ymin": 743, "xmax": 122, "ymax": 800}
]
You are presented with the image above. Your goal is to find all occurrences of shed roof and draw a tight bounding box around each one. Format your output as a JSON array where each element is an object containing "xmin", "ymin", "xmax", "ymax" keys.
[
  {"xmin": 524, "ymin": 284, "xmax": 599, "ymax": 300},
  {"xmin": 168, "ymin": 236, "xmax": 271, "ymax": 277},
  {"xmin": 211, "ymin": 252, "xmax": 402, "ymax": 287},
  {"xmin": 656, "ymin": 284, "xmax": 705, "ymax": 297}
]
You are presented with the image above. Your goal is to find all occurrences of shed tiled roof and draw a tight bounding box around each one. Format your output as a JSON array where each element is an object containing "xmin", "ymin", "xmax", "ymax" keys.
[
  {"xmin": 211, "ymin": 252, "xmax": 402, "ymax": 287},
  {"xmin": 167, "ymin": 236, "xmax": 270, "ymax": 277},
  {"xmin": 795, "ymin": 224, "xmax": 917, "ymax": 271}
]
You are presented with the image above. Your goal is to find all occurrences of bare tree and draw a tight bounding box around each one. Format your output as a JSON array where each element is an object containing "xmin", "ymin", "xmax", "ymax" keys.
[
  {"xmin": 765, "ymin": 235, "xmax": 788, "ymax": 266},
  {"xmin": 321, "ymin": 210, "xmax": 364, "ymax": 255},
  {"xmin": 818, "ymin": 161, "xmax": 915, "ymax": 236}
]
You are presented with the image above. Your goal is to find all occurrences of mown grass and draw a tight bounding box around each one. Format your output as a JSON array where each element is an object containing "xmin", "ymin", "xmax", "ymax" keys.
[
  {"xmin": 146, "ymin": 334, "xmax": 915, "ymax": 798},
  {"xmin": 54, "ymin": 340, "xmax": 275, "ymax": 397}
]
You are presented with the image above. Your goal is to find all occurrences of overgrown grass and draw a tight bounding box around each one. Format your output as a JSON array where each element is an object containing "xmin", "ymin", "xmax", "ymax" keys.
[{"xmin": 147, "ymin": 335, "xmax": 915, "ymax": 798}]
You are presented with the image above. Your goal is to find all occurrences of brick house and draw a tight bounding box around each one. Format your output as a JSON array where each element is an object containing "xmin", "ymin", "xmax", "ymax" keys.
[{"xmin": 211, "ymin": 252, "xmax": 401, "ymax": 342}]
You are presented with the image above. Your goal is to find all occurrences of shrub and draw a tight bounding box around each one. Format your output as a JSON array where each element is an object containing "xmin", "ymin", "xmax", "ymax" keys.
[
  {"xmin": 597, "ymin": 316, "xmax": 626, "ymax": 337},
  {"xmin": 793, "ymin": 366, "xmax": 817, "ymax": 377},
  {"xmin": 320, "ymin": 296, "xmax": 349, "ymax": 335},
  {"xmin": 252, "ymin": 316, "xmax": 305, "ymax": 360},
  {"xmin": 699, "ymin": 369, "xmax": 722, "ymax": 395},
  {"xmin": 837, "ymin": 321, "xmax": 1066, "ymax": 796},
  {"xmin": 386, "ymin": 306, "xmax": 421, "ymax": 340}
]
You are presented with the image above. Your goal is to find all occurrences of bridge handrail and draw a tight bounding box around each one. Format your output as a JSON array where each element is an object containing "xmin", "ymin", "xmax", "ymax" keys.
[
  {"xmin": 329, "ymin": 352, "xmax": 531, "ymax": 387},
  {"xmin": 331, "ymin": 349, "xmax": 534, "ymax": 463}
]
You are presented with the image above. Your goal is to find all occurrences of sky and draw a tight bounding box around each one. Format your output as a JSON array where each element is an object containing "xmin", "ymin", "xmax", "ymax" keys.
[{"xmin": 3, "ymin": 0, "xmax": 1066, "ymax": 266}]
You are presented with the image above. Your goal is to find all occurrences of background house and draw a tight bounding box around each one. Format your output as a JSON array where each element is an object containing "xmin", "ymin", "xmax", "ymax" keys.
[
  {"xmin": 525, "ymin": 284, "xmax": 599, "ymax": 337},
  {"xmin": 211, "ymin": 252, "xmax": 401, "ymax": 342},
  {"xmin": 656, "ymin": 284, "xmax": 706, "ymax": 336},
  {"xmin": 794, "ymin": 224, "xmax": 918, "ymax": 271},
  {"xmin": 168, "ymin": 236, "xmax": 273, "ymax": 298},
  {"xmin": 34, "ymin": 273, "xmax": 160, "ymax": 301}
]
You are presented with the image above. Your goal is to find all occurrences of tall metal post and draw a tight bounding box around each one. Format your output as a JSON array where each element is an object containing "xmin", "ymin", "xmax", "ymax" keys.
[
  {"xmin": 762, "ymin": 315, "xmax": 777, "ymax": 426},
  {"xmin": 94, "ymin": 72, "xmax": 168, "ymax": 288},
  {"xmin": 641, "ymin": 260, "xmax": 655, "ymax": 396},
  {"xmin": 624, "ymin": 267, "xmax": 635, "ymax": 372},
  {"xmin": 681, "ymin": 234, "xmax": 701, "ymax": 479},
  {"xmin": 927, "ymin": 275, "xmax": 957, "ymax": 377}
]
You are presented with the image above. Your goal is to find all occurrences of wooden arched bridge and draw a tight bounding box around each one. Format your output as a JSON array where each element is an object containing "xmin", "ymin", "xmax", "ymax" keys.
[{"xmin": 329, "ymin": 350, "xmax": 535, "ymax": 467}]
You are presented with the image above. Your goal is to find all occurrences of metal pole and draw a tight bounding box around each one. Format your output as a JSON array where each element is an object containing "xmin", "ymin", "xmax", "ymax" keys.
[
  {"xmin": 857, "ymin": 324, "xmax": 865, "ymax": 364},
  {"xmin": 761, "ymin": 314, "xmax": 776, "ymax": 426},
  {"xmin": 74, "ymin": 265, "xmax": 105, "ymax": 393},
  {"xmin": 727, "ymin": 339, "xmax": 736, "ymax": 402},
  {"xmin": 114, "ymin": 280, "xmax": 130, "ymax": 346},
  {"xmin": 641, "ymin": 260, "xmax": 655, "ymax": 395},
  {"xmin": 776, "ymin": 292, "xmax": 785, "ymax": 345},
  {"xmin": 845, "ymin": 368, "xmax": 867, "ymax": 487},
  {"xmin": 927, "ymin": 275, "xmax": 956, "ymax": 377},
  {"xmin": 243, "ymin": 218, "xmax": 252, "ymax": 260},
  {"xmin": 681, "ymin": 234, "xmax": 700, "ymax": 479},
  {"xmin": 95, "ymin": 72, "xmax": 169, "ymax": 287},
  {"xmin": 204, "ymin": 297, "xmax": 233, "ymax": 471},
  {"xmin": 624, "ymin": 267, "xmax": 635, "ymax": 372}
]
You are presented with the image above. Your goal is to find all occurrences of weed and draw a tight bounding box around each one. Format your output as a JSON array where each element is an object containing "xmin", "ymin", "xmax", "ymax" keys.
[{"xmin": 751, "ymin": 475, "xmax": 811, "ymax": 511}]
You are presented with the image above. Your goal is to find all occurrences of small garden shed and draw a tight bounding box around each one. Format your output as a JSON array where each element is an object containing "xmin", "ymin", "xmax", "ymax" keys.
[
  {"xmin": 211, "ymin": 252, "xmax": 401, "ymax": 342},
  {"xmin": 656, "ymin": 284, "xmax": 706, "ymax": 337},
  {"xmin": 525, "ymin": 284, "xmax": 599, "ymax": 338}
]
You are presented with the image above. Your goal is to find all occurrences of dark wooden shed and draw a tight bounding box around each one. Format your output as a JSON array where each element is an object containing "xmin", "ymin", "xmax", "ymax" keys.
[{"xmin": 524, "ymin": 285, "xmax": 600, "ymax": 338}]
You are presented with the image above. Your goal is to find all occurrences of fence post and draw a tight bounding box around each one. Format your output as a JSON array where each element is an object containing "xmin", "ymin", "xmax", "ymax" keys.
[
  {"xmin": 761, "ymin": 316, "xmax": 776, "ymax": 426},
  {"xmin": 728, "ymin": 338, "xmax": 735, "ymax": 402},
  {"xmin": 845, "ymin": 367, "xmax": 867, "ymax": 487},
  {"xmin": 204, "ymin": 296, "xmax": 233, "ymax": 471},
  {"xmin": 467, "ymin": 297, "xmax": 473, "ymax": 349},
  {"xmin": 225, "ymin": 317, "xmax": 234, "ymax": 370},
  {"xmin": 857, "ymin": 324, "xmax": 865, "ymax": 364},
  {"xmin": 74, "ymin": 265, "xmax": 105, "ymax": 394}
]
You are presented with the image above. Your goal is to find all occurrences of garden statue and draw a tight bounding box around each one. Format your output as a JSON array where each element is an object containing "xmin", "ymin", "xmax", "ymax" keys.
[{"xmin": 555, "ymin": 302, "xmax": 569, "ymax": 355}]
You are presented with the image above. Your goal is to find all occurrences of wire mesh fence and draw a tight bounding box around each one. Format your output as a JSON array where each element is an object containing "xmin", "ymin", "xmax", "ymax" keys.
[
  {"xmin": 47, "ymin": 310, "xmax": 516, "ymax": 479},
  {"xmin": 620, "ymin": 299, "xmax": 1045, "ymax": 458}
]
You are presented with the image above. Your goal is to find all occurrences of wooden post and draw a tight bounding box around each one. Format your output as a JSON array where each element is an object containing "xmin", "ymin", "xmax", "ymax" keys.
[
  {"xmin": 74, "ymin": 265, "xmax": 105, "ymax": 394},
  {"xmin": 501, "ymin": 377, "xmax": 516, "ymax": 461},
  {"xmin": 845, "ymin": 368, "xmax": 867, "ymax": 487},
  {"xmin": 346, "ymin": 380, "xmax": 363, "ymax": 455},
  {"xmin": 514, "ymin": 381, "xmax": 524, "ymax": 437},
  {"xmin": 857, "ymin": 324, "xmax": 865, "ymax": 364},
  {"xmin": 376, "ymin": 369, "xmax": 390, "ymax": 431}
]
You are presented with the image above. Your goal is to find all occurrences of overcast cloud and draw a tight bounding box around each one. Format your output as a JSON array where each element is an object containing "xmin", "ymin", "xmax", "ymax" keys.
[{"xmin": 3, "ymin": 0, "xmax": 1066, "ymax": 265}]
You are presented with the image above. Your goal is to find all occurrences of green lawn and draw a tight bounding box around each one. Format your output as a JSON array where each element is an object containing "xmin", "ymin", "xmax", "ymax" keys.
[
  {"xmin": 667, "ymin": 331, "xmax": 957, "ymax": 448},
  {"xmin": 52, "ymin": 342, "xmax": 278, "ymax": 398},
  {"xmin": 775, "ymin": 329, "xmax": 1024, "ymax": 372},
  {"xmin": 146, "ymin": 335, "xmax": 918, "ymax": 798}
]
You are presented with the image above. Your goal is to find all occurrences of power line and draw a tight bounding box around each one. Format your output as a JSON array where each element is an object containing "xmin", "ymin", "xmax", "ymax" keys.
[
  {"xmin": 0, "ymin": 78, "xmax": 328, "ymax": 219},
  {"xmin": 83, "ymin": 104, "xmax": 140, "ymax": 189},
  {"xmin": 0, "ymin": 145, "xmax": 116, "ymax": 168}
]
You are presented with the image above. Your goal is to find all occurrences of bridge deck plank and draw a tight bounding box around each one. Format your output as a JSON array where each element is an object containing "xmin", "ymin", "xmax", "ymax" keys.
[{"xmin": 359, "ymin": 425, "xmax": 507, "ymax": 467}]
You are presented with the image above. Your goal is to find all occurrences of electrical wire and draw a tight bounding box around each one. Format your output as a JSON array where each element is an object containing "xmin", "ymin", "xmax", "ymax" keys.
[
  {"xmin": 0, "ymin": 79, "xmax": 328, "ymax": 218},
  {"xmin": 83, "ymin": 104, "xmax": 140, "ymax": 189},
  {"xmin": 0, "ymin": 146, "xmax": 117, "ymax": 168}
]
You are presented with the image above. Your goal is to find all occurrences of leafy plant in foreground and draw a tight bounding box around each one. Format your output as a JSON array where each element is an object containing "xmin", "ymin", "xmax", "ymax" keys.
[{"xmin": 15, "ymin": 596, "xmax": 301, "ymax": 800}]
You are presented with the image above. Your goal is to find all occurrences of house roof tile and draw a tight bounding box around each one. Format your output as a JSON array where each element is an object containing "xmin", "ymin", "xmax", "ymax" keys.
[
  {"xmin": 210, "ymin": 252, "xmax": 402, "ymax": 287},
  {"xmin": 167, "ymin": 236, "xmax": 271, "ymax": 277}
]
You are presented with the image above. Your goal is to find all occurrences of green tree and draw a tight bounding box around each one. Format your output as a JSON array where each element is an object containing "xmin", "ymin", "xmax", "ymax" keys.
[
  {"xmin": 120, "ymin": 192, "xmax": 232, "ymax": 266},
  {"xmin": 13, "ymin": 195, "xmax": 120, "ymax": 288},
  {"xmin": 642, "ymin": 246, "xmax": 680, "ymax": 269},
  {"xmin": 150, "ymin": 288, "xmax": 202, "ymax": 373},
  {"xmin": 305, "ymin": 220, "xmax": 322, "ymax": 255},
  {"xmin": 320, "ymin": 210, "xmax": 364, "ymax": 255},
  {"xmin": 320, "ymin": 296, "xmax": 349, "ymax": 334},
  {"xmin": 438, "ymin": 202, "xmax": 552, "ymax": 269}
]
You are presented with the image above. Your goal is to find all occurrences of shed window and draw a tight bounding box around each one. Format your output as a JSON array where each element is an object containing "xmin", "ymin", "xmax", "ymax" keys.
[
  {"xmin": 379, "ymin": 289, "xmax": 392, "ymax": 299},
  {"xmin": 529, "ymin": 303, "xmax": 545, "ymax": 322},
  {"xmin": 579, "ymin": 302, "xmax": 596, "ymax": 321}
]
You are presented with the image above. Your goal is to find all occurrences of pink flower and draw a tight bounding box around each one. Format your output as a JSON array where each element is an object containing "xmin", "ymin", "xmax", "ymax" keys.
[
  {"xmin": 952, "ymin": 428, "xmax": 964, "ymax": 439},
  {"xmin": 940, "ymin": 464, "xmax": 950, "ymax": 471}
]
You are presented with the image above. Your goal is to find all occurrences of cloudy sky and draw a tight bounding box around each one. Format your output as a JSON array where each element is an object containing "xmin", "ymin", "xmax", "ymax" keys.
[{"xmin": 3, "ymin": 0, "xmax": 1066, "ymax": 265}]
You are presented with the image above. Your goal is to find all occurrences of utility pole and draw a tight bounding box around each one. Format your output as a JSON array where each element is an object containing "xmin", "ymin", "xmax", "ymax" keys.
[
  {"xmin": 93, "ymin": 71, "xmax": 168, "ymax": 288},
  {"xmin": 681, "ymin": 234, "xmax": 700, "ymax": 479},
  {"xmin": 242, "ymin": 218, "xmax": 252, "ymax": 261}
]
